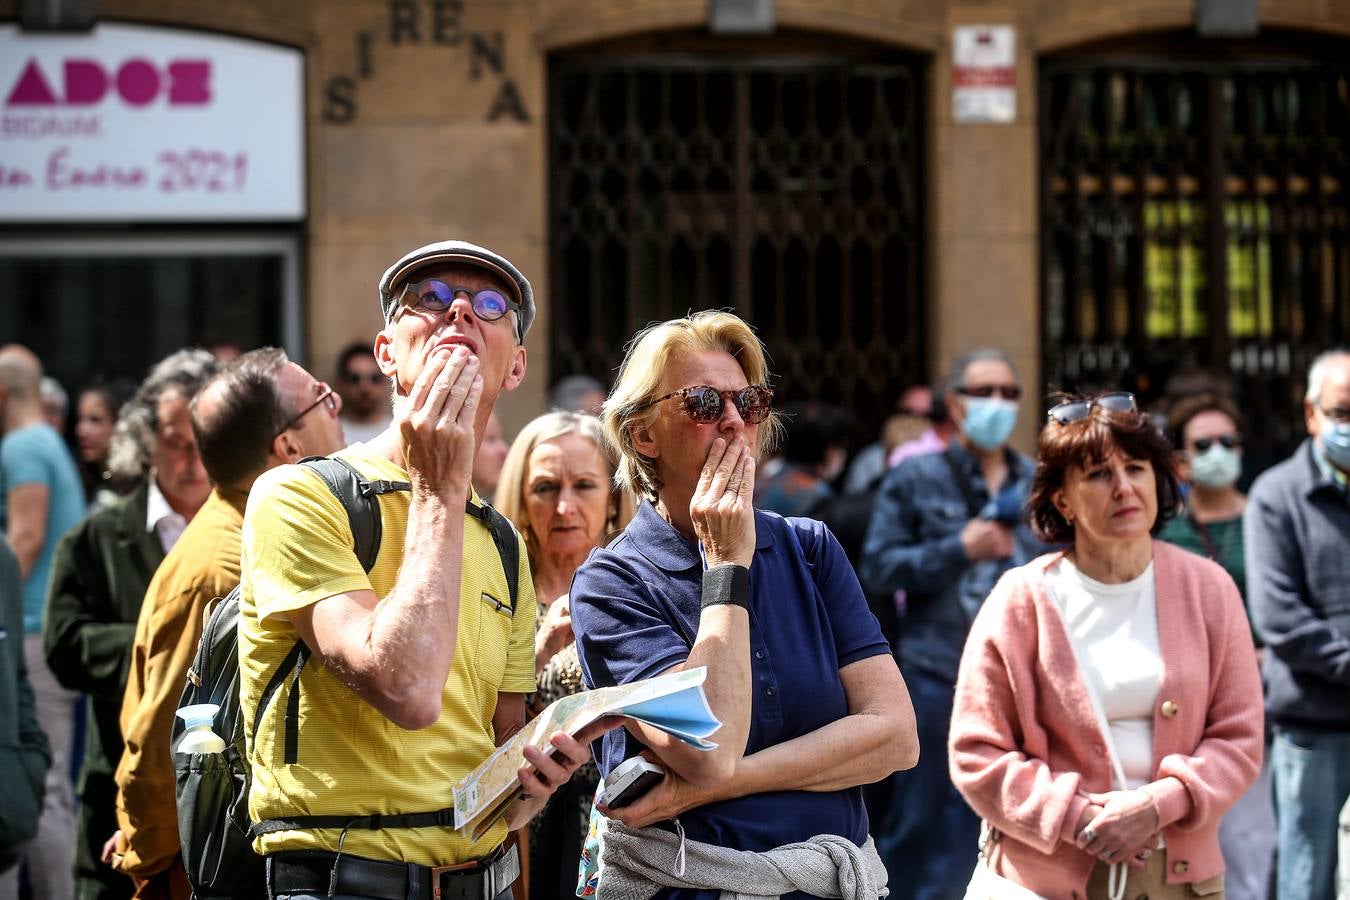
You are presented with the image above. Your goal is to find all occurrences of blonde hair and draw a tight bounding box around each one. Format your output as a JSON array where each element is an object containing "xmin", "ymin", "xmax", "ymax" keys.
[
  {"xmin": 603, "ymin": 310, "xmax": 783, "ymax": 502},
  {"xmin": 494, "ymin": 411, "xmax": 636, "ymax": 570}
]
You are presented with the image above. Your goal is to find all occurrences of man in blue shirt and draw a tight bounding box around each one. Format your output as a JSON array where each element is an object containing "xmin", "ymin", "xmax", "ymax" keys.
[
  {"xmin": 1245, "ymin": 348, "xmax": 1350, "ymax": 900},
  {"xmin": 860, "ymin": 347, "xmax": 1046, "ymax": 900},
  {"xmin": 0, "ymin": 344, "xmax": 86, "ymax": 900}
]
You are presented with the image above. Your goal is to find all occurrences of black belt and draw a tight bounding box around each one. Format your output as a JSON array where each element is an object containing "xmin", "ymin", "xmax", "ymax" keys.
[{"xmin": 267, "ymin": 842, "xmax": 519, "ymax": 900}]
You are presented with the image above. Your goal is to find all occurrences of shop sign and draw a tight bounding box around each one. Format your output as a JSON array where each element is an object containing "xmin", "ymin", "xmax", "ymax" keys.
[
  {"xmin": 0, "ymin": 23, "xmax": 304, "ymax": 221},
  {"xmin": 952, "ymin": 25, "xmax": 1016, "ymax": 124}
]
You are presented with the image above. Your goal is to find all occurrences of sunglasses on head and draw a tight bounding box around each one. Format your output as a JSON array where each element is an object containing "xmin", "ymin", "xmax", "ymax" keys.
[
  {"xmin": 957, "ymin": 384, "xmax": 1022, "ymax": 401},
  {"xmin": 1192, "ymin": 434, "xmax": 1242, "ymax": 452},
  {"xmin": 645, "ymin": 385, "xmax": 774, "ymax": 425},
  {"xmin": 396, "ymin": 279, "xmax": 523, "ymax": 339},
  {"xmin": 342, "ymin": 372, "xmax": 386, "ymax": 386},
  {"xmin": 1047, "ymin": 391, "xmax": 1137, "ymax": 425}
]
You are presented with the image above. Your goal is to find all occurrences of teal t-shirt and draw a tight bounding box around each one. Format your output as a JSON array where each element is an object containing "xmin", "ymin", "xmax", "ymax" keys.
[{"xmin": 0, "ymin": 423, "xmax": 86, "ymax": 633}]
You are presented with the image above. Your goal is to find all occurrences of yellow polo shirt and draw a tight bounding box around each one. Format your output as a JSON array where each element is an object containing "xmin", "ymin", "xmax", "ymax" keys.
[{"xmin": 238, "ymin": 445, "xmax": 535, "ymax": 865}]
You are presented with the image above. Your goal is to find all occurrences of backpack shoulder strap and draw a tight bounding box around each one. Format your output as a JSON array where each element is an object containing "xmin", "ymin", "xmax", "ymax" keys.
[
  {"xmin": 298, "ymin": 456, "xmax": 410, "ymax": 572},
  {"xmin": 466, "ymin": 498, "xmax": 520, "ymax": 613}
]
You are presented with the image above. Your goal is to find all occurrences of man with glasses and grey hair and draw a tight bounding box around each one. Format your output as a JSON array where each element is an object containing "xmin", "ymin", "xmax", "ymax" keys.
[
  {"xmin": 860, "ymin": 347, "xmax": 1049, "ymax": 900},
  {"xmin": 106, "ymin": 348, "xmax": 344, "ymax": 899},
  {"xmin": 44, "ymin": 348, "xmax": 220, "ymax": 900},
  {"xmin": 1246, "ymin": 348, "xmax": 1350, "ymax": 900},
  {"xmin": 236, "ymin": 241, "xmax": 616, "ymax": 899}
]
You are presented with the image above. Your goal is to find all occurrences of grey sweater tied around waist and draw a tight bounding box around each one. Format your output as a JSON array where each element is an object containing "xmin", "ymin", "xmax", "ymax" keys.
[{"xmin": 595, "ymin": 819, "xmax": 888, "ymax": 900}]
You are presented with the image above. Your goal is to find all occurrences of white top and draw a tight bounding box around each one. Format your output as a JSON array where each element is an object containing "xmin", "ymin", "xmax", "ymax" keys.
[
  {"xmin": 144, "ymin": 476, "xmax": 188, "ymax": 554},
  {"xmin": 340, "ymin": 415, "xmax": 391, "ymax": 446},
  {"xmin": 1043, "ymin": 557, "xmax": 1162, "ymax": 789}
]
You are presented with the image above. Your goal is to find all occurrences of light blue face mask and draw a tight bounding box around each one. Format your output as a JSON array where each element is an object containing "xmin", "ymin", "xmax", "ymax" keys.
[
  {"xmin": 961, "ymin": 397, "xmax": 1018, "ymax": 451},
  {"xmin": 1189, "ymin": 445, "xmax": 1242, "ymax": 489},
  {"xmin": 1322, "ymin": 421, "xmax": 1350, "ymax": 471}
]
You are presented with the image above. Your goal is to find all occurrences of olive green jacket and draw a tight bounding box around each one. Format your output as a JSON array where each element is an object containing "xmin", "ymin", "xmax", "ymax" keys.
[
  {"xmin": 44, "ymin": 479, "xmax": 165, "ymax": 788},
  {"xmin": 44, "ymin": 480, "xmax": 165, "ymax": 898}
]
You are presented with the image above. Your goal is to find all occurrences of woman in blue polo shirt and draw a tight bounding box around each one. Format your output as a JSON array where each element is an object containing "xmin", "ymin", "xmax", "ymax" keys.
[{"xmin": 570, "ymin": 310, "xmax": 919, "ymax": 900}]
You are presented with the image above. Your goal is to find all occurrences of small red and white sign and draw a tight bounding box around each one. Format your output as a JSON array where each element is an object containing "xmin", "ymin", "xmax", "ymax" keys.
[
  {"xmin": 952, "ymin": 25, "xmax": 1016, "ymax": 124},
  {"xmin": 0, "ymin": 23, "xmax": 304, "ymax": 221}
]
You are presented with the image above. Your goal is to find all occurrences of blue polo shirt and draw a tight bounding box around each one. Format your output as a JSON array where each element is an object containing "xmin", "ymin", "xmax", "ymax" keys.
[{"xmin": 571, "ymin": 501, "xmax": 891, "ymax": 900}]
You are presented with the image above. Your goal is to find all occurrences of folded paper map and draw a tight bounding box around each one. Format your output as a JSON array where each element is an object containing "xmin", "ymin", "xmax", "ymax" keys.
[{"xmin": 452, "ymin": 666, "xmax": 720, "ymax": 839}]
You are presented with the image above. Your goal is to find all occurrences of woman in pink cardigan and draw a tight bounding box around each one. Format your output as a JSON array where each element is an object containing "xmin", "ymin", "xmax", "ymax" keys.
[{"xmin": 949, "ymin": 392, "xmax": 1264, "ymax": 900}]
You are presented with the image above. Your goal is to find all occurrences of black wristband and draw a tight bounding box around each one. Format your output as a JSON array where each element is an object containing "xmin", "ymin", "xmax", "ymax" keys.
[{"xmin": 700, "ymin": 564, "xmax": 750, "ymax": 611}]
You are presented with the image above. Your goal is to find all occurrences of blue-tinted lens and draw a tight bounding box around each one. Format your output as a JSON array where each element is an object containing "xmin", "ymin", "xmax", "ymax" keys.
[
  {"xmin": 471, "ymin": 290, "xmax": 509, "ymax": 320},
  {"xmin": 414, "ymin": 280, "xmax": 455, "ymax": 311}
]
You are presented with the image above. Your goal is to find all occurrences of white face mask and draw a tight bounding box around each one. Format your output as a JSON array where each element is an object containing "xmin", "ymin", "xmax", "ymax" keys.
[{"xmin": 1189, "ymin": 444, "xmax": 1242, "ymax": 489}]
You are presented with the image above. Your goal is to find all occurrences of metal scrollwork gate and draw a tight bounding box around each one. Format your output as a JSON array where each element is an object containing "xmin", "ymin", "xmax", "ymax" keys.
[
  {"xmin": 549, "ymin": 43, "xmax": 926, "ymax": 432},
  {"xmin": 1041, "ymin": 40, "xmax": 1350, "ymax": 466}
]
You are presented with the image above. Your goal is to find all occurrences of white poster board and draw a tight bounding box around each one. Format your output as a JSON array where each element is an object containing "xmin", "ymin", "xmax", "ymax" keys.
[
  {"xmin": 0, "ymin": 23, "xmax": 304, "ymax": 221},
  {"xmin": 952, "ymin": 25, "xmax": 1016, "ymax": 124}
]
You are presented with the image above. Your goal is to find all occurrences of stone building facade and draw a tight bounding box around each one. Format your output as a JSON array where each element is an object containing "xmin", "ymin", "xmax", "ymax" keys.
[{"xmin": 2, "ymin": 0, "xmax": 1347, "ymax": 455}]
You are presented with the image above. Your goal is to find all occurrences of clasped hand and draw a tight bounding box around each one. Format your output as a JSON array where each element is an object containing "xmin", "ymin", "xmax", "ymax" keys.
[
  {"xmin": 1074, "ymin": 790, "xmax": 1161, "ymax": 869},
  {"xmin": 690, "ymin": 437, "xmax": 756, "ymax": 569}
]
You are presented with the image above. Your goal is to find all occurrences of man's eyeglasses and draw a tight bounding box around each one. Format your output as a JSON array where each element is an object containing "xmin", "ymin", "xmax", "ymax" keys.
[
  {"xmin": 957, "ymin": 384, "xmax": 1023, "ymax": 401},
  {"xmin": 1191, "ymin": 434, "xmax": 1242, "ymax": 452},
  {"xmin": 643, "ymin": 385, "xmax": 774, "ymax": 425},
  {"xmin": 396, "ymin": 279, "xmax": 522, "ymax": 339},
  {"xmin": 1047, "ymin": 391, "xmax": 1137, "ymax": 425},
  {"xmin": 277, "ymin": 384, "xmax": 337, "ymax": 437},
  {"xmin": 342, "ymin": 371, "xmax": 386, "ymax": 387}
]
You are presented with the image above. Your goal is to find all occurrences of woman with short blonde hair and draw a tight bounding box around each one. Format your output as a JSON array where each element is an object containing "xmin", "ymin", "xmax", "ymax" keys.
[
  {"xmin": 603, "ymin": 311, "xmax": 783, "ymax": 502},
  {"xmin": 573, "ymin": 309, "xmax": 916, "ymax": 900}
]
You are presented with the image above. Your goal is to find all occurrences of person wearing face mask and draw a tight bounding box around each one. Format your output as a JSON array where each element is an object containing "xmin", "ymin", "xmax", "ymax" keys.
[
  {"xmin": 1159, "ymin": 394, "xmax": 1249, "ymax": 596},
  {"xmin": 1246, "ymin": 348, "xmax": 1350, "ymax": 900},
  {"xmin": 1158, "ymin": 393, "xmax": 1275, "ymax": 900},
  {"xmin": 860, "ymin": 347, "xmax": 1051, "ymax": 900}
]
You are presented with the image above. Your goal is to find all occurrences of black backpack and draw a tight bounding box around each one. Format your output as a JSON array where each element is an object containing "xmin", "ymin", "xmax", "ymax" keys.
[{"xmin": 172, "ymin": 456, "xmax": 519, "ymax": 899}]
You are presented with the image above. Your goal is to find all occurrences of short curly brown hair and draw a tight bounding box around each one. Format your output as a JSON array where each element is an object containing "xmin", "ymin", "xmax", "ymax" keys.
[{"xmin": 1028, "ymin": 397, "xmax": 1182, "ymax": 544}]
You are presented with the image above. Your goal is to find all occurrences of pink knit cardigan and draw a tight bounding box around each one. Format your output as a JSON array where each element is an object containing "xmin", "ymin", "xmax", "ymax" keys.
[{"xmin": 949, "ymin": 540, "xmax": 1264, "ymax": 900}]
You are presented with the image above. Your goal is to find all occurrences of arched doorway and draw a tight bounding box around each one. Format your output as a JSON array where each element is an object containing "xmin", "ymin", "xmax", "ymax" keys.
[
  {"xmin": 548, "ymin": 30, "xmax": 928, "ymax": 431},
  {"xmin": 1040, "ymin": 30, "xmax": 1350, "ymax": 469}
]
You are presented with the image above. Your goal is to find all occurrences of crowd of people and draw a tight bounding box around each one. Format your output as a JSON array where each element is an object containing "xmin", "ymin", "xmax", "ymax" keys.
[{"xmin": 0, "ymin": 238, "xmax": 1346, "ymax": 900}]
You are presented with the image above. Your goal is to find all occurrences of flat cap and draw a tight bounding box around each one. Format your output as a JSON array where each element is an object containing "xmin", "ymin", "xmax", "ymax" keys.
[{"xmin": 377, "ymin": 240, "xmax": 534, "ymax": 342}]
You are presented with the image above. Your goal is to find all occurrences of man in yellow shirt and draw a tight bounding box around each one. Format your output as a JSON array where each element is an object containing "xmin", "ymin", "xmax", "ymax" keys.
[
  {"xmin": 108, "ymin": 348, "xmax": 346, "ymax": 898},
  {"xmin": 238, "ymin": 241, "xmax": 615, "ymax": 900}
]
